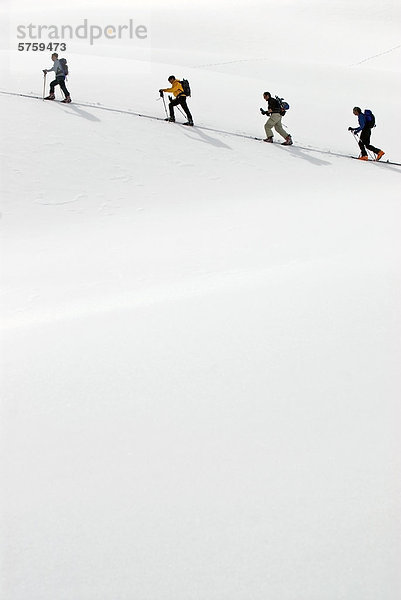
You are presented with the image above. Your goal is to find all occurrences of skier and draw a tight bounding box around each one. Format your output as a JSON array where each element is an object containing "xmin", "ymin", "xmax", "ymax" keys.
[
  {"xmin": 159, "ymin": 76, "xmax": 193, "ymax": 126},
  {"xmin": 348, "ymin": 107, "xmax": 384, "ymax": 161},
  {"xmin": 260, "ymin": 92, "xmax": 292, "ymax": 145},
  {"xmin": 43, "ymin": 53, "xmax": 71, "ymax": 103}
]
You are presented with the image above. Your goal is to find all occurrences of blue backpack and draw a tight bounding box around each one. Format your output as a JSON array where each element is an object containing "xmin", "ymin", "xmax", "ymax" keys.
[
  {"xmin": 364, "ymin": 109, "xmax": 375, "ymax": 128},
  {"xmin": 275, "ymin": 95, "xmax": 290, "ymax": 116}
]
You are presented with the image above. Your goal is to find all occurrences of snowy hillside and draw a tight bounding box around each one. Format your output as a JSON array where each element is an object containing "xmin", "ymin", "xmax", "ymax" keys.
[{"xmin": 1, "ymin": 1, "xmax": 400, "ymax": 599}]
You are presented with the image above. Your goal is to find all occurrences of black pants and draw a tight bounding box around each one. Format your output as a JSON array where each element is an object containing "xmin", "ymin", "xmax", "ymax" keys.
[
  {"xmin": 50, "ymin": 75, "xmax": 70, "ymax": 98},
  {"xmin": 359, "ymin": 127, "xmax": 380, "ymax": 157},
  {"xmin": 169, "ymin": 95, "xmax": 193, "ymax": 121}
]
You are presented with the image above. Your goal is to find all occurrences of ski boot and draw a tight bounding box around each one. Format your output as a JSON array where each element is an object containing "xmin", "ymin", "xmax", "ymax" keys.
[
  {"xmin": 61, "ymin": 96, "xmax": 72, "ymax": 103},
  {"xmin": 263, "ymin": 136, "xmax": 273, "ymax": 143},
  {"xmin": 358, "ymin": 155, "xmax": 369, "ymax": 161},
  {"xmin": 376, "ymin": 150, "xmax": 385, "ymax": 161},
  {"xmin": 44, "ymin": 93, "xmax": 55, "ymax": 100},
  {"xmin": 165, "ymin": 117, "xmax": 175, "ymax": 122},
  {"xmin": 281, "ymin": 135, "xmax": 293, "ymax": 146},
  {"xmin": 183, "ymin": 120, "xmax": 194, "ymax": 126}
]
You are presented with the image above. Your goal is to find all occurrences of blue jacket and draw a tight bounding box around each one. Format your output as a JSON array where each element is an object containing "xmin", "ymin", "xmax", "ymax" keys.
[
  {"xmin": 46, "ymin": 59, "xmax": 65, "ymax": 77},
  {"xmin": 354, "ymin": 113, "xmax": 367, "ymax": 133}
]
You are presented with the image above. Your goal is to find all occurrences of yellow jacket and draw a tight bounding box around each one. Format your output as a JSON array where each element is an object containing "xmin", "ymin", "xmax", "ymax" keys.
[{"xmin": 162, "ymin": 79, "xmax": 185, "ymax": 97}]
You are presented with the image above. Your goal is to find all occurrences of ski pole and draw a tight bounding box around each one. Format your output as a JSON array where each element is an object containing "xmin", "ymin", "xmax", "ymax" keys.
[
  {"xmin": 168, "ymin": 94, "xmax": 186, "ymax": 119},
  {"xmin": 366, "ymin": 146, "xmax": 375, "ymax": 161},
  {"xmin": 159, "ymin": 91, "xmax": 168, "ymax": 118},
  {"xmin": 351, "ymin": 131, "xmax": 362, "ymax": 157},
  {"xmin": 162, "ymin": 95, "xmax": 168, "ymax": 118},
  {"xmin": 42, "ymin": 72, "xmax": 46, "ymax": 99},
  {"xmin": 351, "ymin": 130, "xmax": 375, "ymax": 160}
]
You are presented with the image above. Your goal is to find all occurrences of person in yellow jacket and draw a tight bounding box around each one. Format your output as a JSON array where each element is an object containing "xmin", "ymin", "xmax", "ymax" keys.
[{"xmin": 159, "ymin": 75, "xmax": 194, "ymax": 126}]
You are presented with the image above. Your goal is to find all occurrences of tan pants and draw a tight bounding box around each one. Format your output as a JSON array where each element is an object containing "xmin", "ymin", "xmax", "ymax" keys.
[{"xmin": 264, "ymin": 112, "xmax": 289, "ymax": 140}]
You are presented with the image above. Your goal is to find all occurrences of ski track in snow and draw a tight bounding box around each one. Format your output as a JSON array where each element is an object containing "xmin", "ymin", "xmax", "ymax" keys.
[
  {"xmin": 1, "ymin": 90, "xmax": 401, "ymax": 167},
  {"xmin": 192, "ymin": 44, "xmax": 401, "ymax": 70},
  {"xmin": 351, "ymin": 43, "xmax": 401, "ymax": 66}
]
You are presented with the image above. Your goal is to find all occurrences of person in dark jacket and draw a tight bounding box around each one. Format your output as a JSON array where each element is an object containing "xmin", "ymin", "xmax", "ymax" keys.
[
  {"xmin": 43, "ymin": 53, "xmax": 71, "ymax": 103},
  {"xmin": 348, "ymin": 107, "xmax": 384, "ymax": 161},
  {"xmin": 260, "ymin": 92, "xmax": 292, "ymax": 145}
]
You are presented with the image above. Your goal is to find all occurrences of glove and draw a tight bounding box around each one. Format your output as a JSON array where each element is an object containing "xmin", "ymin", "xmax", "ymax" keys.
[
  {"xmin": 260, "ymin": 108, "xmax": 267, "ymax": 115},
  {"xmin": 159, "ymin": 90, "xmax": 164, "ymax": 97},
  {"xmin": 43, "ymin": 69, "xmax": 47, "ymax": 74},
  {"xmin": 348, "ymin": 127, "xmax": 354, "ymax": 131}
]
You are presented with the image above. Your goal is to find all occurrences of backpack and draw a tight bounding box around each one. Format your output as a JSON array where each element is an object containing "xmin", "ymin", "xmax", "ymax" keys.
[
  {"xmin": 180, "ymin": 79, "xmax": 191, "ymax": 97},
  {"xmin": 364, "ymin": 109, "xmax": 375, "ymax": 128},
  {"xmin": 59, "ymin": 58, "xmax": 68, "ymax": 76},
  {"xmin": 275, "ymin": 95, "xmax": 290, "ymax": 116}
]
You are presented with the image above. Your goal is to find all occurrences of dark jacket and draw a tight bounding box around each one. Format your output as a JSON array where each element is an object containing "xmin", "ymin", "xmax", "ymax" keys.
[{"xmin": 267, "ymin": 96, "xmax": 281, "ymax": 114}]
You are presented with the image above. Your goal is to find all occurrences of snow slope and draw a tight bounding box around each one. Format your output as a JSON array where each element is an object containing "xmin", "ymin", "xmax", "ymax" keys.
[{"xmin": 1, "ymin": 1, "xmax": 401, "ymax": 599}]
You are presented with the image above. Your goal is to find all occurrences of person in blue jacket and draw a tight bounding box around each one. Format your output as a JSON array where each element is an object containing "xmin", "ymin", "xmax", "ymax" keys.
[
  {"xmin": 348, "ymin": 107, "xmax": 384, "ymax": 161},
  {"xmin": 42, "ymin": 53, "xmax": 71, "ymax": 103}
]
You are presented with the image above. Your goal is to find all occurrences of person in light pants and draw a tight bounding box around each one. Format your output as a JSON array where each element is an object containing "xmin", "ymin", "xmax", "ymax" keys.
[{"xmin": 261, "ymin": 92, "xmax": 292, "ymax": 145}]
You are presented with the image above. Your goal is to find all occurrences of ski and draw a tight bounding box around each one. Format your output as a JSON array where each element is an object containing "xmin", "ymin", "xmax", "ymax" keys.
[
  {"xmin": 164, "ymin": 120, "xmax": 195, "ymax": 126},
  {"xmin": 44, "ymin": 98, "xmax": 71, "ymax": 103},
  {"xmin": 9, "ymin": 93, "xmax": 72, "ymax": 104},
  {"xmin": 350, "ymin": 156, "xmax": 401, "ymax": 166},
  {"xmin": 255, "ymin": 138, "xmax": 293, "ymax": 145}
]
